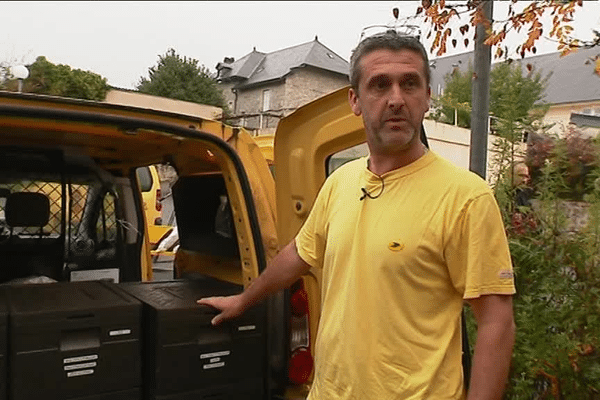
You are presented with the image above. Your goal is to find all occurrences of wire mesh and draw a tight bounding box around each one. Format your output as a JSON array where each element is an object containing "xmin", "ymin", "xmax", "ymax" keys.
[{"xmin": 0, "ymin": 181, "xmax": 116, "ymax": 239}]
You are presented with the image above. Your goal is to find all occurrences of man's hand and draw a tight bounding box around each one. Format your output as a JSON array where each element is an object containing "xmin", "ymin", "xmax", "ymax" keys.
[
  {"xmin": 196, "ymin": 240, "xmax": 312, "ymax": 326},
  {"xmin": 197, "ymin": 293, "xmax": 246, "ymax": 326}
]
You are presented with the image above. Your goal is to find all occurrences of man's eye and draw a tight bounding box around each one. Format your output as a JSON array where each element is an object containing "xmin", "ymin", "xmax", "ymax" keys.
[
  {"xmin": 404, "ymin": 79, "xmax": 418, "ymax": 88},
  {"xmin": 371, "ymin": 77, "xmax": 389, "ymax": 90}
]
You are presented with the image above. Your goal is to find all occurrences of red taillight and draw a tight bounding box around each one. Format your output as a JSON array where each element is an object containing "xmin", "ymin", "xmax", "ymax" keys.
[
  {"xmin": 289, "ymin": 280, "xmax": 313, "ymax": 385},
  {"xmin": 155, "ymin": 189, "xmax": 162, "ymax": 212},
  {"xmin": 290, "ymin": 287, "xmax": 309, "ymax": 317},
  {"xmin": 288, "ymin": 347, "xmax": 314, "ymax": 385}
]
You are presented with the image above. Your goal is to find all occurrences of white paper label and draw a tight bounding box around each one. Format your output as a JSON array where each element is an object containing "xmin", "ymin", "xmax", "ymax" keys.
[
  {"xmin": 203, "ymin": 362, "xmax": 225, "ymax": 370},
  {"xmin": 67, "ymin": 369, "xmax": 95, "ymax": 377},
  {"xmin": 64, "ymin": 354, "xmax": 98, "ymax": 364},
  {"xmin": 109, "ymin": 329, "xmax": 131, "ymax": 336},
  {"xmin": 64, "ymin": 362, "xmax": 97, "ymax": 371},
  {"xmin": 200, "ymin": 350, "xmax": 230, "ymax": 359},
  {"xmin": 238, "ymin": 325, "xmax": 256, "ymax": 331},
  {"xmin": 70, "ymin": 268, "xmax": 120, "ymax": 283}
]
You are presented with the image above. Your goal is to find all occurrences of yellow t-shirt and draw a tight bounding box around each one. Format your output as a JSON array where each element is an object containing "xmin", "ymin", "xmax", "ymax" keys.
[{"xmin": 296, "ymin": 151, "xmax": 515, "ymax": 400}]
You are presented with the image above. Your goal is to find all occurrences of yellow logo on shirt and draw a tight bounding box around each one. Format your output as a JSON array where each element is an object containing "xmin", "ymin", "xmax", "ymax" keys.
[{"xmin": 388, "ymin": 241, "xmax": 405, "ymax": 251}]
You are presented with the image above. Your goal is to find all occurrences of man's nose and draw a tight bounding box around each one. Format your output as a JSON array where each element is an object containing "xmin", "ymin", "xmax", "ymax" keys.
[{"xmin": 387, "ymin": 85, "xmax": 405, "ymax": 110}]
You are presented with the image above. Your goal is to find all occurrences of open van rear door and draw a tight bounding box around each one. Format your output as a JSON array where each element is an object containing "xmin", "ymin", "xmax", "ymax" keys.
[
  {"xmin": 275, "ymin": 86, "xmax": 365, "ymax": 245},
  {"xmin": 274, "ymin": 86, "xmax": 366, "ymax": 391},
  {"xmin": 274, "ymin": 86, "xmax": 473, "ymax": 393}
]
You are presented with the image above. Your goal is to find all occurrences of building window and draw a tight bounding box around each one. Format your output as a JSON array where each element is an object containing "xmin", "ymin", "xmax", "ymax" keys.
[{"xmin": 262, "ymin": 89, "xmax": 271, "ymax": 112}]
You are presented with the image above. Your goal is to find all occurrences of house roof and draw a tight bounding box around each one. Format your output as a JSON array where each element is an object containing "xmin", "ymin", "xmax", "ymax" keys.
[
  {"xmin": 217, "ymin": 37, "xmax": 349, "ymax": 89},
  {"xmin": 430, "ymin": 46, "xmax": 600, "ymax": 106},
  {"xmin": 429, "ymin": 52, "xmax": 474, "ymax": 96},
  {"xmin": 570, "ymin": 112, "xmax": 600, "ymax": 128},
  {"xmin": 523, "ymin": 47, "xmax": 600, "ymax": 105},
  {"xmin": 221, "ymin": 50, "xmax": 267, "ymax": 80}
]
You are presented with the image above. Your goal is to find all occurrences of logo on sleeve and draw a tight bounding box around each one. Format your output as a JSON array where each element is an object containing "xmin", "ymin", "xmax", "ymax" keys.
[
  {"xmin": 498, "ymin": 270, "xmax": 514, "ymax": 279},
  {"xmin": 388, "ymin": 241, "xmax": 405, "ymax": 252}
]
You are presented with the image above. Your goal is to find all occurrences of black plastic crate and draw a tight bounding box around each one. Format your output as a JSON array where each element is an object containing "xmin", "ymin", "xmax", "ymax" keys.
[
  {"xmin": 7, "ymin": 281, "xmax": 142, "ymax": 400},
  {"xmin": 120, "ymin": 278, "xmax": 266, "ymax": 400}
]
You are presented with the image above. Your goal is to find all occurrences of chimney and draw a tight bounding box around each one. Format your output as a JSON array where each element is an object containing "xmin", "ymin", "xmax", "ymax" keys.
[{"xmin": 216, "ymin": 57, "xmax": 234, "ymax": 80}]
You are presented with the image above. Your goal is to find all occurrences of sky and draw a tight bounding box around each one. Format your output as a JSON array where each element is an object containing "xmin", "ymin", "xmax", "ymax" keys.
[{"xmin": 1, "ymin": 1, "xmax": 599, "ymax": 90}]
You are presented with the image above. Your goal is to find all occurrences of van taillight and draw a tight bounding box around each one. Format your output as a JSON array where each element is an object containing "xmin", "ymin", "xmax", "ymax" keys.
[
  {"xmin": 155, "ymin": 189, "xmax": 162, "ymax": 212},
  {"xmin": 288, "ymin": 280, "xmax": 313, "ymax": 385},
  {"xmin": 288, "ymin": 347, "xmax": 314, "ymax": 385},
  {"xmin": 290, "ymin": 286, "xmax": 309, "ymax": 316}
]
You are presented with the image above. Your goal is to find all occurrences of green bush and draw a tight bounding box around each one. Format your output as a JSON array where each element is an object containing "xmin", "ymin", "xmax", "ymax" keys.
[{"xmin": 491, "ymin": 127, "xmax": 600, "ymax": 398}]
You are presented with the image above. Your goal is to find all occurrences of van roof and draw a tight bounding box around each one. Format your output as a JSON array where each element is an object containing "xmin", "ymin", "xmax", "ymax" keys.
[{"xmin": 0, "ymin": 91, "xmax": 240, "ymax": 172}]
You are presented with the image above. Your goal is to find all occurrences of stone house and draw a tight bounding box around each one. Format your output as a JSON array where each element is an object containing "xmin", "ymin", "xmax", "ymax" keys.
[{"xmin": 216, "ymin": 37, "xmax": 349, "ymax": 135}]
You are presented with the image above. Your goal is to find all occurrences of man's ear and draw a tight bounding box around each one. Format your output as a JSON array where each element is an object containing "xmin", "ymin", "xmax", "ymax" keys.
[{"xmin": 348, "ymin": 88, "xmax": 362, "ymax": 116}]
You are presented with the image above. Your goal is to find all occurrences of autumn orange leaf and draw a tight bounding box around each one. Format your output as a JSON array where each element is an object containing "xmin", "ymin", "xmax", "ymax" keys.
[{"xmin": 418, "ymin": 0, "xmax": 591, "ymax": 71}]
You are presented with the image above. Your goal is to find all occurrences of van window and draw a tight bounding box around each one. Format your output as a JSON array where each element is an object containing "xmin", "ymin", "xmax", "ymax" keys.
[
  {"xmin": 136, "ymin": 166, "xmax": 153, "ymax": 192},
  {"xmin": 172, "ymin": 173, "xmax": 239, "ymax": 259},
  {"xmin": 326, "ymin": 142, "xmax": 369, "ymax": 176},
  {"xmin": 0, "ymin": 175, "xmax": 121, "ymax": 283}
]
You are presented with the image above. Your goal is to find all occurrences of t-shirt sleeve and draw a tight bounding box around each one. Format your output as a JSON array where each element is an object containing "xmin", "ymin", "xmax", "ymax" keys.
[
  {"xmin": 294, "ymin": 178, "xmax": 333, "ymax": 269},
  {"xmin": 445, "ymin": 191, "xmax": 516, "ymax": 299}
]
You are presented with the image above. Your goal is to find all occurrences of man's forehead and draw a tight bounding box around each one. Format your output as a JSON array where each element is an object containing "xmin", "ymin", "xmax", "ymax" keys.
[{"xmin": 359, "ymin": 49, "xmax": 426, "ymax": 76}]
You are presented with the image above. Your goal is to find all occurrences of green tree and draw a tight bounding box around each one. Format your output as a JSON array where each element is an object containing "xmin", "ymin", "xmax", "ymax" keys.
[
  {"xmin": 18, "ymin": 56, "xmax": 109, "ymax": 101},
  {"xmin": 137, "ymin": 49, "xmax": 228, "ymax": 114},
  {"xmin": 432, "ymin": 60, "xmax": 548, "ymax": 130},
  {"xmin": 431, "ymin": 64, "xmax": 473, "ymax": 127},
  {"xmin": 491, "ymin": 62, "xmax": 548, "ymax": 132}
]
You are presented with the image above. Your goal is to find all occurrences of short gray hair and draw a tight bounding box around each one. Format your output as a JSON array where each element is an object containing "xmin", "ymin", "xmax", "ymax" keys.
[{"xmin": 349, "ymin": 31, "xmax": 431, "ymax": 93}]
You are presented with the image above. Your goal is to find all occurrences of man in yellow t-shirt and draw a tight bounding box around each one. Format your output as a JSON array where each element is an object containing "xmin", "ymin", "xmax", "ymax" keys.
[
  {"xmin": 297, "ymin": 152, "xmax": 514, "ymax": 399},
  {"xmin": 199, "ymin": 31, "xmax": 516, "ymax": 399}
]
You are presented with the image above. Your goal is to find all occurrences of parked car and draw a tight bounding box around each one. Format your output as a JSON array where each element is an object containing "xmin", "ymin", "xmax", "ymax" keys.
[{"xmin": 135, "ymin": 164, "xmax": 173, "ymax": 247}]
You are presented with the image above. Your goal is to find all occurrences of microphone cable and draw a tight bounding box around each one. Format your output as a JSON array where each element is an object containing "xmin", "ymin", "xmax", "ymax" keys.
[{"xmin": 360, "ymin": 174, "xmax": 384, "ymax": 201}]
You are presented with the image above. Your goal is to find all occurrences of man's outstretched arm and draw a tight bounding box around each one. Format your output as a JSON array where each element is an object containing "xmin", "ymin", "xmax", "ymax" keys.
[
  {"xmin": 197, "ymin": 240, "xmax": 311, "ymax": 325},
  {"xmin": 466, "ymin": 294, "xmax": 516, "ymax": 400}
]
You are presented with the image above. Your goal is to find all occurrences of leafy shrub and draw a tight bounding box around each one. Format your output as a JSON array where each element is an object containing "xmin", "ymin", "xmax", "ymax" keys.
[
  {"xmin": 491, "ymin": 125, "xmax": 600, "ymax": 399},
  {"xmin": 527, "ymin": 128, "xmax": 600, "ymax": 201}
]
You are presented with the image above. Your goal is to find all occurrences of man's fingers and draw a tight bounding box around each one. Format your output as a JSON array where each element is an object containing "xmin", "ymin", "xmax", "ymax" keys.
[
  {"xmin": 197, "ymin": 297, "xmax": 225, "ymax": 326},
  {"xmin": 211, "ymin": 314, "xmax": 223, "ymax": 326},
  {"xmin": 197, "ymin": 297, "xmax": 225, "ymax": 313},
  {"xmin": 196, "ymin": 297, "xmax": 216, "ymax": 307},
  {"xmin": 196, "ymin": 295, "xmax": 243, "ymax": 326}
]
